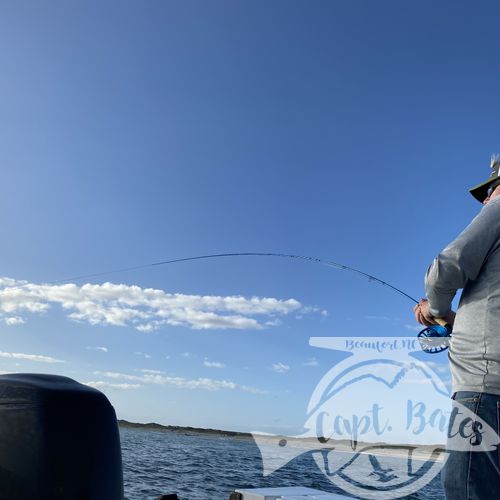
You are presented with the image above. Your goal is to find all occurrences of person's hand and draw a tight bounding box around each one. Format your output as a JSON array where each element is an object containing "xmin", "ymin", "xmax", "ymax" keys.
[
  {"xmin": 413, "ymin": 299, "xmax": 435, "ymax": 327},
  {"xmin": 413, "ymin": 298, "xmax": 456, "ymax": 328}
]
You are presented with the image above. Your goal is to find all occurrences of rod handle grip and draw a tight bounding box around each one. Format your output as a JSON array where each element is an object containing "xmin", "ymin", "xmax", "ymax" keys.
[{"xmin": 435, "ymin": 317, "xmax": 452, "ymax": 330}]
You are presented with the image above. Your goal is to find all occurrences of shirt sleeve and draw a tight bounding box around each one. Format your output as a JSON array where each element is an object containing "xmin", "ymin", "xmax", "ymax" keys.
[{"xmin": 425, "ymin": 199, "xmax": 500, "ymax": 317}]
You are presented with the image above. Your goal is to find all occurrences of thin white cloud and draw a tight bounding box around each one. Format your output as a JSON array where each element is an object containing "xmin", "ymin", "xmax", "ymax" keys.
[
  {"xmin": 240, "ymin": 385, "xmax": 267, "ymax": 394},
  {"xmin": 140, "ymin": 369, "xmax": 165, "ymax": 374},
  {"xmin": 4, "ymin": 316, "xmax": 24, "ymax": 325},
  {"xmin": 272, "ymin": 362, "xmax": 290, "ymax": 373},
  {"xmin": 303, "ymin": 357, "xmax": 319, "ymax": 367},
  {"xmin": 134, "ymin": 351, "xmax": 151, "ymax": 359},
  {"xmin": 0, "ymin": 278, "xmax": 306, "ymax": 331},
  {"xmin": 366, "ymin": 315, "xmax": 394, "ymax": 321},
  {"xmin": 203, "ymin": 360, "xmax": 226, "ymax": 368},
  {"xmin": 405, "ymin": 324, "xmax": 423, "ymax": 332},
  {"xmin": 265, "ymin": 319, "xmax": 282, "ymax": 327},
  {"xmin": 86, "ymin": 346, "xmax": 108, "ymax": 352},
  {"xmin": 95, "ymin": 370, "xmax": 267, "ymax": 394},
  {"xmin": 0, "ymin": 351, "xmax": 64, "ymax": 364},
  {"xmin": 84, "ymin": 381, "xmax": 141, "ymax": 390},
  {"xmin": 298, "ymin": 306, "xmax": 329, "ymax": 318}
]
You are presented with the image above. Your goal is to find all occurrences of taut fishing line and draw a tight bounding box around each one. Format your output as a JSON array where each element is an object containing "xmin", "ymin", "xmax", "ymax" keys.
[
  {"xmin": 12, "ymin": 252, "xmax": 452, "ymax": 353},
  {"xmin": 50, "ymin": 252, "xmax": 420, "ymax": 303}
]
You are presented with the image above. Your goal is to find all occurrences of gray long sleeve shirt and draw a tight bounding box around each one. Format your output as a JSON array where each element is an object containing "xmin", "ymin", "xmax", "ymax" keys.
[{"xmin": 425, "ymin": 198, "xmax": 500, "ymax": 395}]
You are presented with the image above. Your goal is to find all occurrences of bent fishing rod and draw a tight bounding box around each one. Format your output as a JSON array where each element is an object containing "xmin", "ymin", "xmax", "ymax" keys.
[
  {"xmin": 53, "ymin": 252, "xmax": 418, "ymax": 302},
  {"xmin": 37, "ymin": 252, "xmax": 455, "ymax": 353}
]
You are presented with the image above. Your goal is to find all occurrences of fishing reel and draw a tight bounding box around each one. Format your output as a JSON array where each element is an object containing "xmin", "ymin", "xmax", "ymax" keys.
[{"xmin": 417, "ymin": 321, "xmax": 452, "ymax": 354}]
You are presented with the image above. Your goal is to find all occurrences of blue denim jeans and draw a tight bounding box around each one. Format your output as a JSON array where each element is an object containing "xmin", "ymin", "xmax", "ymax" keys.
[{"xmin": 442, "ymin": 391, "xmax": 500, "ymax": 499}]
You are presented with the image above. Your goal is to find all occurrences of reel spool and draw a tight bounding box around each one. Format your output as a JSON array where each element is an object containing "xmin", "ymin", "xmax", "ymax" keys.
[{"xmin": 417, "ymin": 321, "xmax": 452, "ymax": 354}]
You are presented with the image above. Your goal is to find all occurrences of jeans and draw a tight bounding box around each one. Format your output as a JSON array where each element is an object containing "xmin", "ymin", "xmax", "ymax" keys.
[{"xmin": 442, "ymin": 391, "xmax": 500, "ymax": 499}]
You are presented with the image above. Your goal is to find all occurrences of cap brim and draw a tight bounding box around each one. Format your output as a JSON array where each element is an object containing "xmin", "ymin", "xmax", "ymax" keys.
[{"xmin": 469, "ymin": 178, "xmax": 498, "ymax": 203}]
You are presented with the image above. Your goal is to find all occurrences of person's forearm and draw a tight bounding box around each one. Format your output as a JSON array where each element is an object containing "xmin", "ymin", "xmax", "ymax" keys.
[{"xmin": 425, "ymin": 258, "xmax": 458, "ymax": 317}]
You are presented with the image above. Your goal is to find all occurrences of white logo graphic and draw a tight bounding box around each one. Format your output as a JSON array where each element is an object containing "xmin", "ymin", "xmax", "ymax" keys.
[{"xmin": 252, "ymin": 337, "xmax": 500, "ymax": 499}]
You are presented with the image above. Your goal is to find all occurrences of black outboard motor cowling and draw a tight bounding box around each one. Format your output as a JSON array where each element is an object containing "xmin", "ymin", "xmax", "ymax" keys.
[{"xmin": 0, "ymin": 373, "xmax": 124, "ymax": 499}]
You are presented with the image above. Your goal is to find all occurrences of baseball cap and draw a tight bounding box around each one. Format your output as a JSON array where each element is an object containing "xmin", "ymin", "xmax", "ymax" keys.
[{"xmin": 469, "ymin": 155, "xmax": 500, "ymax": 202}]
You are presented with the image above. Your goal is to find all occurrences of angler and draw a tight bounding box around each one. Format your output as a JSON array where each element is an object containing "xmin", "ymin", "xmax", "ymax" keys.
[{"xmin": 414, "ymin": 155, "xmax": 500, "ymax": 499}]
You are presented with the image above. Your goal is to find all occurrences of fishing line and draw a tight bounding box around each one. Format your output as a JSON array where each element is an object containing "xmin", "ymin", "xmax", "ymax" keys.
[
  {"xmin": 49, "ymin": 252, "xmax": 420, "ymax": 304},
  {"xmin": 5, "ymin": 252, "xmax": 451, "ymax": 353}
]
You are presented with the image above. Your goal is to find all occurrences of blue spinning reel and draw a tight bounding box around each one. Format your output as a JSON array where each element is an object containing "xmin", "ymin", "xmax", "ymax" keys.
[{"xmin": 417, "ymin": 321, "xmax": 452, "ymax": 354}]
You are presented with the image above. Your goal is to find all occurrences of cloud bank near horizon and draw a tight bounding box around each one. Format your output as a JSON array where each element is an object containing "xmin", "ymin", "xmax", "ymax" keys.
[
  {"xmin": 0, "ymin": 350, "xmax": 64, "ymax": 364},
  {"xmin": 85, "ymin": 381, "xmax": 141, "ymax": 391},
  {"xmin": 94, "ymin": 370, "xmax": 267, "ymax": 394},
  {"xmin": 0, "ymin": 277, "xmax": 316, "ymax": 332}
]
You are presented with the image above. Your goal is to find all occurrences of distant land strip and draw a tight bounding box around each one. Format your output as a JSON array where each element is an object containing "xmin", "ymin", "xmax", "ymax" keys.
[
  {"xmin": 117, "ymin": 420, "xmax": 446, "ymax": 458},
  {"xmin": 118, "ymin": 419, "xmax": 252, "ymax": 439}
]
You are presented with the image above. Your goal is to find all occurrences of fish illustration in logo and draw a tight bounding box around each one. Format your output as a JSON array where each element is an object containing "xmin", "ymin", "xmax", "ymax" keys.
[{"xmin": 252, "ymin": 345, "xmax": 500, "ymax": 498}]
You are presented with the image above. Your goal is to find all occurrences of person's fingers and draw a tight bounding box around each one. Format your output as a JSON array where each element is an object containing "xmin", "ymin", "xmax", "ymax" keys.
[
  {"xmin": 414, "ymin": 301, "xmax": 436, "ymax": 327},
  {"xmin": 414, "ymin": 299, "xmax": 443, "ymax": 327},
  {"xmin": 413, "ymin": 304, "xmax": 422, "ymax": 323},
  {"xmin": 417, "ymin": 313, "xmax": 431, "ymax": 326}
]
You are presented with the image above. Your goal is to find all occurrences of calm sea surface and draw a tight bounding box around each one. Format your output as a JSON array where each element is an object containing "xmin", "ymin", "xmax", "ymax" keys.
[{"xmin": 120, "ymin": 427, "xmax": 445, "ymax": 500}]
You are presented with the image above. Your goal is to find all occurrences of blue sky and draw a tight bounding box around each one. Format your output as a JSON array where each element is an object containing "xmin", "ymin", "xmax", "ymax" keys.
[{"xmin": 0, "ymin": 1, "xmax": 499, "ymax": 438}]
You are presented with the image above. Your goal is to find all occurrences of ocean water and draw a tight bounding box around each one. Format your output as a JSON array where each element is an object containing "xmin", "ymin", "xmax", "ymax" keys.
[{"xmin": 120, "ymin": 427, "xmax": 445, "ymax": 500}]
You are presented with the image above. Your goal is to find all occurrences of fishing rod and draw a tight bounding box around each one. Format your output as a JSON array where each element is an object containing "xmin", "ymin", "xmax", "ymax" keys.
[
  {"xmin": 52, "ymin": 252, "xmax": 420, "ymax": 304},
  {"xmin": 16, "ymin": 252, "xmax": 453, "ymax": 353}
]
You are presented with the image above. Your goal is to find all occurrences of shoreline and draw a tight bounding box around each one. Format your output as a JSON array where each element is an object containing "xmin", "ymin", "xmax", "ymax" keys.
[
  {"xmin": 117, "ymin": 420, "xmax": 446, "ymax": 461},
  {"xmin": 118, "ymin": 419, "xmax": 253, "ymax": 440}
]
